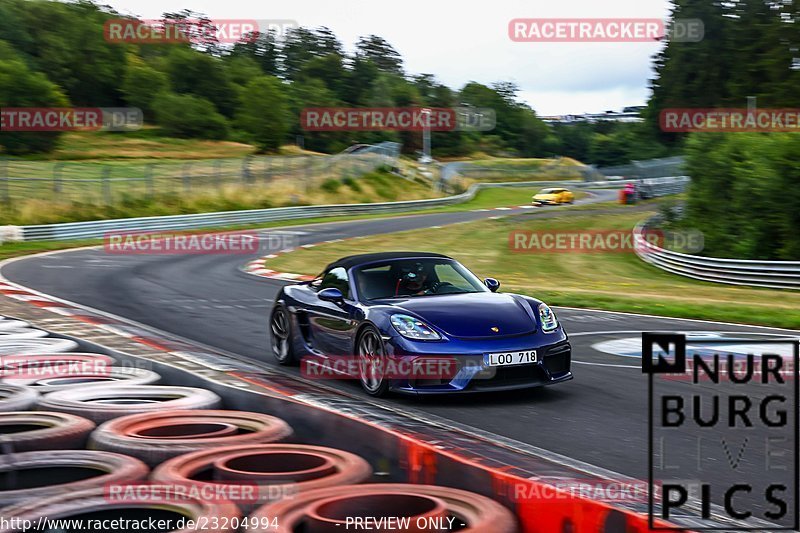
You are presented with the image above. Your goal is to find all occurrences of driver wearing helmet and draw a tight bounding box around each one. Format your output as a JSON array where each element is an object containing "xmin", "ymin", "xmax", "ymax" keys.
[{"xmin": 395, "ymin": 262, "xmax": 435, "ymax": 296}]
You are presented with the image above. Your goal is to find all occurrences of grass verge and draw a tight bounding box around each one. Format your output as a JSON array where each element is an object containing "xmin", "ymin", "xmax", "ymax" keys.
[{"xmin": 0, "ymin": 185, "xmax": 589, "ymax": 261}]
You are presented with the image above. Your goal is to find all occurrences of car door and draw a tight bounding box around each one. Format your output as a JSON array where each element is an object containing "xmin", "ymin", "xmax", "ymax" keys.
[{"xmin": 306, "ymin": 267, "xmax": 358, "ymax": 356}]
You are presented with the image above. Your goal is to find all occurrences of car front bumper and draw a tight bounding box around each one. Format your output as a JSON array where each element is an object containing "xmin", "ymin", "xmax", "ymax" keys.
[{"xmin": 384, "ymin": 332, "xmax": 573, "ymax": 395}]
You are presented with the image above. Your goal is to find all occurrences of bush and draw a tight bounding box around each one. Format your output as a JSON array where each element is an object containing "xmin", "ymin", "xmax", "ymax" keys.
[
  {"xmin": 122, "ymin": 61, "xmax": 169, "ymax": 116},
  {"xmin": 235, "ymin": 76, "xmax": 289, "ymax": 153},
  {"xmin": 320, "ymin": 178, "xmax": 341, "ymax": 193},
  {"xmin": 152, "ymin": 93, "xmax": 229, "ymax": 140},
  {"xmin": 342, "ymin": 177, "xmax": 362, "ymax": 192},
  {"xmin": 0, "ymin": 53, "xmax": 70, "ymax": 154}
]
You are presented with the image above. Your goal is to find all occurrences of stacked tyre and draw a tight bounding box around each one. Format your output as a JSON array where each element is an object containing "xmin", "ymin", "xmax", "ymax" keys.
[{"xmin": 0, "ymin": 314, "xmax": 519, "ymax": 532}]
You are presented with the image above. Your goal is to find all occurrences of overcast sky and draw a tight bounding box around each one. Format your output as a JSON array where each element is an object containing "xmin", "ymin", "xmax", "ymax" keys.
[{"xmin": 100, "ymin": 0, "xmax": 672, "ymax": 115}]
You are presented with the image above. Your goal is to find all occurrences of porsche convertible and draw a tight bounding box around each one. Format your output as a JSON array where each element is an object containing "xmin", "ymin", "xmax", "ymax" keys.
[{"xmin": 268, "ymin": 252, "xmax": 572, "ymax": 396}]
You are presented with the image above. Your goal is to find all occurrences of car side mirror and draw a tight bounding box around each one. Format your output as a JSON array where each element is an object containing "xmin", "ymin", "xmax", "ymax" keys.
[
  {"xmin": 484, "ymin": 278, "xmax": 500, "ymax": 292},
  {"xmin": 318, "ymin": 288, "xmax": 344, "ymax": 304}
]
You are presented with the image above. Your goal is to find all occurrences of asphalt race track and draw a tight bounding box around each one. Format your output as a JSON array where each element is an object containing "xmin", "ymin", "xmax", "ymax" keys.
[{"xmin": 4, "ymin": 192, "xmax": 799, "ymax": 522}]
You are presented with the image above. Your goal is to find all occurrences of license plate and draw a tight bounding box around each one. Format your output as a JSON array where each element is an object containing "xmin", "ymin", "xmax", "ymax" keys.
[{"xmin": 485, "ymin": 350, "xmax": 537, "ymax": 367}]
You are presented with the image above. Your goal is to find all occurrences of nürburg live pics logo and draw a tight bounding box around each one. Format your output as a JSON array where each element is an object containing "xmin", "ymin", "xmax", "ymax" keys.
[{"xmin": 643, "ymin": 332, "xmax": 799, "ymax": 530}]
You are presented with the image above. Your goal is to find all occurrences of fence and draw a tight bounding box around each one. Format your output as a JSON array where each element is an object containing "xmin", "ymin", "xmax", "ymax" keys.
[
  {"xmin": 0, "ymin": 142, "xmax": 400, "ymax": 206},
  {"xmin": 444, "ymin": 158, "xmax": 592, "ymax": 183},
  {"xmin": 8, "ymin": 176, "xmax": 689, "ymax": 242},
  {"xmin": 594, "ymin": 156, "xmax": 686, "ymax": 180},
  {"xmin": 634, "ymin": 218, "xmax": 800, "ymax": 290}
]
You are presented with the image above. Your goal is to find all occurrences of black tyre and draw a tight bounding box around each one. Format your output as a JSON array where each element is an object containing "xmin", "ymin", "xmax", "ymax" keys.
[
  {"xmin": 356, "ymin": 326, "xmax": 390, "ymax": 397},
  {"xmin": 270, "ymin": 305, "xmax": 296, "ymax": 365}
]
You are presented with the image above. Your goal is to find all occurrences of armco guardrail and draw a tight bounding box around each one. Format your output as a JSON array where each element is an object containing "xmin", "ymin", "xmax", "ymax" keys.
[
  {"xmin": 13, "ymin": 176, "xmax": 689, "ymax": 242},
  {"xmin": 634, "ymin": 221, "xmax": 800, "ymax": 290}
]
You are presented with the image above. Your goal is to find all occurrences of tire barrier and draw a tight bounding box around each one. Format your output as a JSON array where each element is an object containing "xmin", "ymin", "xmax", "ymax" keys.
[
  {"xmin": 0, "ymin": 411, "xmax": 95, "ymax": 452},
  {"xmin": 3, "ymin": 367, "xmax": 161, "ymax": 393},
  {"xmin": 0, "ymin": 384, "xmax": 39, "ymax": 412},
  {"xmin": 0, "ymin": 328, "xmax": 48, "ymax": 340},
  {"xmin": 152, "ymin": 444, "xmax": 372, "ymax": 511},
  {"xmin": 90, "ymin": 410, "xmax": 294, "ymax": 466},
  {"xmin": 0, "ymin": 353, "xmax": 117, "ymax": 380},
  {"xmin": 249, "ymin": 484, "xmax": 519, "ymax": 532},
  {"xmin": 0, "ymin": 337, "xmax": 80, "ymax": 355},
  {"xmin": 0, "ymin": 450, "xmax": 149, "ymax": 507},
  {"xmin": 0, "ymin": 486, "xmax": 241, "ymax": 533},
  {"xmin": 39, "ymin": 385, "xmax": 222, "ymax": 423}
]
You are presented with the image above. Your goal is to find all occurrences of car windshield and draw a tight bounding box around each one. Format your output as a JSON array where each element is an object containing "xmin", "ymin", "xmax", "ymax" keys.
[
  {"xmin": 354, "ymin": 258, "xmax": 489, "ymax": 300},
  {"xmin": 539, "ymin": 188, "xmax": 558, "ymax": 194}
]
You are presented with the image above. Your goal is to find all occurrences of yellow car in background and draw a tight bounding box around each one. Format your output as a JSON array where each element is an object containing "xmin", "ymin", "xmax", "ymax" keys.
[{"xmin": 532, "ymin": 187, "xmax": 575, "ymax": 205}]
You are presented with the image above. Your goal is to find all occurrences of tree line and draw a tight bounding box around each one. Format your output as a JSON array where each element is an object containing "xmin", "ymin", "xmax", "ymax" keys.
[{"xmin": 652, "ymin": 0, "xmax": 800, "ymax": 260}]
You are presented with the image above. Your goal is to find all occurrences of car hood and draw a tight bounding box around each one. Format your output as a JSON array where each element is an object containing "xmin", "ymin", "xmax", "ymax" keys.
[{"xmin": 386, "ymin": 293, "xmax": 538, "ymax": 338}]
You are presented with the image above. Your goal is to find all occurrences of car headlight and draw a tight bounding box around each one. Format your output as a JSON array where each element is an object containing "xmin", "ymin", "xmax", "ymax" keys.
[
  {"xmin": 391, "ymin": 314, "xmax": 441, "ymax": 340},
  {"xmin": 538, "ymin": 303, "xmax": 558, "ymax": 332}
]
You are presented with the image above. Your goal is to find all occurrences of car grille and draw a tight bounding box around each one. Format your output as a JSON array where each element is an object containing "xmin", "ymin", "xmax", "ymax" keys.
[{"xmin": 543, "ymin": 342, "xmax": 571, "ymax": 375}]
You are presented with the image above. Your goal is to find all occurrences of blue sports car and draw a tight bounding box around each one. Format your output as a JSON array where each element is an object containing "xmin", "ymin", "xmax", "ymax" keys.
[{"xmin": 268, "ymin": 252, "xmax": 572, "ymax": 396}]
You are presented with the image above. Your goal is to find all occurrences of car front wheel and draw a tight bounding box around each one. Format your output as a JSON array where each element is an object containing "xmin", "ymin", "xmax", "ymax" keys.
[
  {"xmin": 357, "ymin": 326, "xmax": 390, "ymax": 397},
  {"xmin": 270, "ymin": 305, "xmax": 296, "ymax": 365}
]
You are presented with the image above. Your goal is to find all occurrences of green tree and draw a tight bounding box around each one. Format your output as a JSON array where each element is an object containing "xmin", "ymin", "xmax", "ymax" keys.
[
  {"xmin": 152, "ymin": 93, "xmax": 229, "ymax": 139},
  {"xmin": 236, "ymin": 76, "xmax": 289, "ymax": 152},
  {"xmin": 1, "ymin": 0, "xmax": 127, "ymax": 106},
  {"xmin": 281, "ymin": 27, "xmax": 343, "ymax": 80},
  {"xmin": 0, "ymin": 54, "xmax": 69, "ymax": 154},
  {"xmin": 355, "ymin": 35, "xmax": 403, "ymax": 75},
  {"xmin": 231, "ymin": 30, "xmax": 280, "ymax": 77},
  {"xmin": 166, "ymin": 47, "xmax": 237, "ymax": 117},
  {"xmin": 122, "ymin": 60, "xmax": 169, "ymax": 117}
]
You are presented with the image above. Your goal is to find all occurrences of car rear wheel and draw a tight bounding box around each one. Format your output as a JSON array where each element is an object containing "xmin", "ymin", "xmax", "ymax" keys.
[
  {"xmin": 357, "ymin": 327, "xmax": 389, "ymax": 397},
  {"xmin": 270, "ymin": 305, "xmax": 296, "ymax": 365}
]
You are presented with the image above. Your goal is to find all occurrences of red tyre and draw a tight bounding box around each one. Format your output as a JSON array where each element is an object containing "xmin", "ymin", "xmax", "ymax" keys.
[
  {"xmin": 152, "ymin": 444, "xmax": 372, "ymax": 511},
  {"xmin": 0, "ymin": 450, "xmax": 148, "ymax": 507},
  {"xmin": 89, "ymin": 410, "xmax": 293, "ymax": 466}
]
